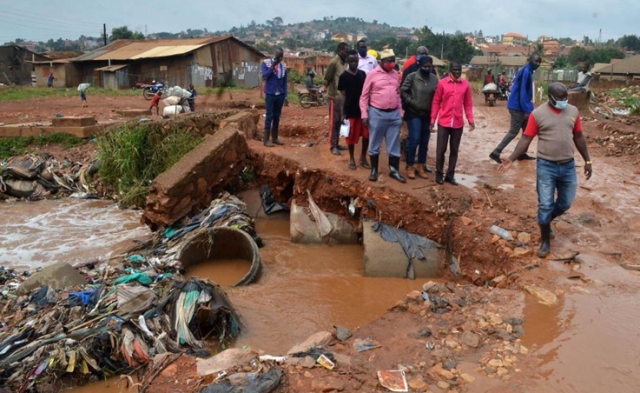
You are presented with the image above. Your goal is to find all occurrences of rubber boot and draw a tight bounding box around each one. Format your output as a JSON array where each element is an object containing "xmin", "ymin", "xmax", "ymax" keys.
[
  {"xmin": 272, "ymin": 128, "xmax": 284, "ymax": 145},
  {"xmin": 389, "ymin": 156, "xmax": 406, "ymax": 183},
  {"xmin": 369, "ymin": 155, "xmax": 379, "ymax": 182},
  {"xmin": 263, "ymin": 130, "xmax": 274, "ymax": 147},
  {"xmin": 538, "ymin": 223, "xmax": 551, "ymax": 258}
]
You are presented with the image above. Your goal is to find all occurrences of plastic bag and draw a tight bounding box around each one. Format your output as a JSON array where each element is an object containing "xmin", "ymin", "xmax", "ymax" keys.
[
  {"xmin": 77, "ymin": 83, "xmax": 90, "ymax": 92},
  {"xmin": 163, "ymin": 96, "xmax": 180, "ymax": 106},
  {"xmin": 339, "ymin": 120, "xmax": 350, "ymax": 137},
  {"xmin": 163, "ymin": 105, "xmax": 183, "ymax": 116},
  {"xmin": 482, "ymin": 83, "xmax": 497, "ymax": 92}
]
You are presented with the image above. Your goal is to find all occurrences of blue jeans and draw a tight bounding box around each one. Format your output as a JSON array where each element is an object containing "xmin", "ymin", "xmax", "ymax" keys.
[
  {"xmin": 536, "ymin": 158, "xmax": 578, "ymax": 225},
  {"xmin": 265, "ymin": 93, "xmax": 285, "ymax": 140},
  {"xmin": 406, "ymin": 116, "xmax": 431, "ymax": 166}
]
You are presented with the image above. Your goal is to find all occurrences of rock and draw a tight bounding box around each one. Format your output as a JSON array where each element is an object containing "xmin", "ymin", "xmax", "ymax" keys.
[
  {"xmin": 461, "ymin": 217, "xmax": 473, "ymax": 226},
  {"xmin": 430, "ymin": 348, "xmax": 451, "ymax": 360},
  {"xmin": 334, "ymin": 325, "xmax": 352, "ymax": 341},
  {"xmin": 287, "ymin": 331, "xmax": 334, "ymax": 354},
  {"xmin": 490, "ymin": 275, "xmax": 506, "ymax": 287},
  {"xmin": 445, "ymin": 340, "xmax": 459, "ymax": 349},
  {"xmin": 488, "ymin": 314, "xmax": 503, "ymax": 326},
  {"xmin": 511, "ymin": 247, "xmax": 531, "ymax": 258},
  {"xmin": 409, "ymin": 377, "xmax": 428, "ymax": 390},
  {"xmin": 519, "ymin": 346, "xmax": 529, "ymax": 355},
  {"xmin": 18, "ymin": 262, "xmax": 87, "ymax": 295},
  {"xmin": 460, "ymin": 373, "xmax": 475, "ymax": 383},
  {"xmin": 503, "ymin": 317, "xmax": 524, "ymax": 326},
  {"xmin": 312, "ymin": 377, "xmax": 345, "ymax": 392},
  {"xmin": 333, "ymin": 353, "xmax": 352, "ymax": 367},
  {"xmin": 437, "ymin": 381, "xmax": 451, "ymax": 390},
  {"xmin": 487, "ymin": 359, "xmax": 503, "ymax": 368},
  {"xmin": 443, "ymin": 358, "xmax": 457, "ymax": 371},
  {"xmin": 430, "ymin": 364, "xmax": 454, "ymax": 380},
  {"xmin": 196, "ymin": 348, "xmax": 258, "ymax": 376},
  {"xmin": 301, "ymin": 356, "xmax": 316, "ymax": 368},
  {"xmin": 461, "ymin": 331, "xmax": 480, "ymax": 348},
  {"xmin": 496, "ymin": 367, "xmax": 509, "ymax": 377},
  {"xmin": 524, "ymin": 285, "xmax": 559, "ymax": 306},
  {"xmin": 517, "ymin": 232, "xmax": 531, "ymax": 243},
  {"xmin": 485, "ymin": 367, "xmax": 496, "ymax": 375}
]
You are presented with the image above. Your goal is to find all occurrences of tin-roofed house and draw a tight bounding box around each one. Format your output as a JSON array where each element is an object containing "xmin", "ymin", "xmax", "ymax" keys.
[
  {"xmin": 0, "ymin": 45, "xmax": 50, "ymax": 86},
  {"xmin": 71, "ymin": 36, "xmax": 265, "ymax": 89}
]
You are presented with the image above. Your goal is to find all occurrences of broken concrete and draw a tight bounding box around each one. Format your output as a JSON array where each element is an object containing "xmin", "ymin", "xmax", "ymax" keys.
[
  {"xmin": 18, "ymin": 261, "xmax": 87, "ymax": 295},
  {"xmin": 142, "ymin": 126, "xmax": 249, "ymax": 228},
  {"xmin": 219, "ymin": 111, "xmax": 260, "ymax": 140},
  {"xmin": 290, "ymin": 199, "xmax": 358, "ymax": 245},
  {"xmin": 287, "ymin": 331, "xmax": 334, "ymax": 355},
  {"xmin": 363, "ymin": 220, "xmax": 443, "ymax": 279},
  {"xmin": 196, "ymin": 348, "xmax": 258, "ymax": 377},
  {"xmin": 0, "ymin": 123, "xmax": 108, "ymax": 138},
  {"xmin": 116, "ymin": 109, "xmax": 152, "ymax": 118},
  {"xmin": 51, "ymin": 116, "xmax": 96, "ymax": 127}
]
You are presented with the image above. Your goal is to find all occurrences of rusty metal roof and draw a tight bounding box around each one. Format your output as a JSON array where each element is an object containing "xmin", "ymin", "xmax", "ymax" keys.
[
  {"xmin": 72, "ymin": 36, "xmax": 264, "ymax": 62},
  {"xmin": 594, "ymin": 56, "xmax": 640, "ymax": 74}
]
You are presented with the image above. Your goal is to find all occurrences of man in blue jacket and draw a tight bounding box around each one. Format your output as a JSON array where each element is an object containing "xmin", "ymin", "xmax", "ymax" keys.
[
  {"xmin": 489, "ymin": 53, "xmax": 542, "ymax": 163},
  {"xmin": 261, "ymin": 47, "xmax": 288, "ymax": 147}
]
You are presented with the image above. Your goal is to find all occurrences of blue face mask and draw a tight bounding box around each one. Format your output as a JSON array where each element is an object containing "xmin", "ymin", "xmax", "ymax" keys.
[
  {"xmin": 551, "ymin": 96, "xmax": 568, "ymax": 110},
  {"xmin": 358, "ymin": 47, "xmax": 368, "ymax": 57}
]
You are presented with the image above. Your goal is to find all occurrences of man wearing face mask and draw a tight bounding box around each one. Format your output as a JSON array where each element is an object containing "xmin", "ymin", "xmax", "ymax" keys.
[
  {"xmin": 324, "ymin": 42, "xmax": 351, "ymax": 155},
  {"xmin": 356, "ymin": 40, "xmax": 377, "ymax": 74},
  {"xmin": 360, "ymin": 49, "xmax": 405, "ymax": 183},
  {"xmin": 430, "ymin": 61, "xmax": 475, "ymax": 186},
  {"xmin": 401, "ymin": 46, "xmax": 436, "ymax": 85},
  {"xmin": 490, "ymin": 53, "xmax": 542, "ymax": 163},
  {"xmin": 401, "ymin": 55, "xmax": 438, "ymax": 179},
  {"xmin": 498, "ymin": 82, "xmax": 592, "ymax": 258},
  {"xmin": 339, "ymin": 50, "xmax": 370, "ymax": 170},
  {"xmin": 261, "ymin": 47, "xmax": 288, "ymax": 147}
]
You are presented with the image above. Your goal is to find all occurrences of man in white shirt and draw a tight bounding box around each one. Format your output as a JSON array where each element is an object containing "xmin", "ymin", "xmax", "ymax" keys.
[
  {"xmin": 569, "ymin": 63, "xmax": 592, "ymax": 92},
  {"xmin": 356, "ymin": 40, "xmax": 377, "ymax": 74}
]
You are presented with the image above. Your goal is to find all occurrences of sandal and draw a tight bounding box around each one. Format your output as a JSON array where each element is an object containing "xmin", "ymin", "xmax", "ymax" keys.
[{"xmin": 348, "ymin": 162, "xmax": 357, "ymax": 170}]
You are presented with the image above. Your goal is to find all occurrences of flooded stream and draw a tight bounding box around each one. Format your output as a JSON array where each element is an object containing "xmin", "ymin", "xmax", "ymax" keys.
[{"xmin": 4, "ymin": 199, "xmax": 640, "ymax": 392}]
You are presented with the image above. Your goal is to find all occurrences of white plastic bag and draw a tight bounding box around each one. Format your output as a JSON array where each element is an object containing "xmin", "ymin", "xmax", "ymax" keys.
[
  {"xmin": 339, "ymin": 120, "xmax": 350, "ymax": 138},
  {"xmin": 163, "ymin": 96, "xmax": 180, "ymax": 106},
  {"xmin": 482, "ymin": 83, "xmax": 498, "ymax": 92},
  {"xmin": 163, "ymin": 105, "xmax": 183, "ymax": 116},
  {"xmin": 77, "ymin": 83, "xmax": 90, "ymax": 92}
]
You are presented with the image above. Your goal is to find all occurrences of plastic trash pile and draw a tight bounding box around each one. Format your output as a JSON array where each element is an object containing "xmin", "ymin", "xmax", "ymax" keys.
[
  {"xmin": 163, "ymin": 86, "xmax": 193, "ymax": 117},
  {"xmin": 0, "ymin": 154, "xmax": 102, "ymax": 200},
  {"xmin": 0, "ymin": 255, "xmax": 240, "ymax": 392}
]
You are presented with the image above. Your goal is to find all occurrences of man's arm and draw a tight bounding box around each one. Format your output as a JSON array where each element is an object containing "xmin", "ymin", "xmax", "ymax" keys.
[
  {"xmin": 518, "ymin": 69, "xmax": 533, "ymax": 113},
  {"xmin": 324, "ymin": 61, "xmax": 336, "ymax": 88},
  {"xmin": 400, "ymin": 72, "xmax": 416, "ymax": 109},
  {"xmin": 464, "ymin": 83, "xmax": 475, "ymax": 130},
  {"xmin": 283, "ymin": 68, "xmax": 288, "ymax": 99},
  {"xmin": 577, "ymin": 74, "xmax": 592, "ymax": 88},
  {"xmin": 261, "ymin": 61, "xmax": 274, "ymax": 80},
  {"xmin": 360, "ymin": 73, "xmax": 373, "ymax": 125},
  {"xmin": 430, "ymin": 83, "xmax": 442, "ymax": 128},
  {"xmin": 573, "ymin": 116, "xmax": 592, "ymax": 179}
]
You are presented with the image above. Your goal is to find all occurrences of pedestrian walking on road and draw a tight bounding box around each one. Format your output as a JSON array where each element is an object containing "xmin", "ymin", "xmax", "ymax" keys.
[
  {"xmin": 261, "ymin": 47, "xmax": 288, "ymax": 147},
  {"xmin": 359, "ymin": 49, "xmax": 405, "ymax": 183},
  {"xmin": 490, "ymin": 53, "xmax": 542, "ymax": 164},
  {"xmin": 47, "ymin": 72, "xmax": 54, "ymax": 88},
  {"xmin": 338, "ymin": 50, "xmax": 370, "ymax": 170},
  {"xmin": 430, "ymin": 61, "xmax": 475, "ymax": 185},
  {"xmin": 498, "ymin": 82, "xmax": 592, "ymax": 257},
  {"xmin": 324, "ymin": 42, "xmax": 350, "ymax": 155},
  {"xmin": 80, "ymin": 90, "xmax": 88, "ymax": 107},
  {"xmin": 401, "ymin": 55, "xmax": 438, "ymax": 179}
]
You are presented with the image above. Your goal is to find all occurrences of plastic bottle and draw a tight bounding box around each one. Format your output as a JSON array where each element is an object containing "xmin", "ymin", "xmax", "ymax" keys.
[{"xmin": 490, "ymin": 225, "xmax": 514, "ymax": 241}]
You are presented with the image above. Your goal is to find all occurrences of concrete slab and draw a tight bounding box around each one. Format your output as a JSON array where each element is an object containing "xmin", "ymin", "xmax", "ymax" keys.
[
  {"xmin": 117, "ymin": 109, "xmax": 152, "ymax": 118},
  {"xmin": 0, "ymin": 124, "xmax": 107, "ymax": 139},
  {"xmin": 238, "ymin": 188, "xmax": 290, "ymax": 221},
  {"xmin": 568, "ymin": 91, "xmax": 590, "ymax": 112},
  {"xmin": 363, "ymin": 220, "xmax": 443, "ymax": 279},
  {"xmin": 18, "ymin": 261, "xmax": 87, "ymax": 295},
  {"xmin": 51, "ymin": 116, "xmax": 96, "ymax": 127}
]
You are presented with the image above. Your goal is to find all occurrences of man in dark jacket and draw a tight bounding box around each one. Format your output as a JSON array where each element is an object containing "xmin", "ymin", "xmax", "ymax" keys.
[
  {"xmin": 401, "ymin": 56, "xmax": 438, "ymax": 179},
  {"xmin": 261, "ymin": 47, "xmax": 288, "ymax": 147}
]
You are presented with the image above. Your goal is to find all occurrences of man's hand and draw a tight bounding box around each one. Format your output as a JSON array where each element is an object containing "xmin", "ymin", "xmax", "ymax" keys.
[
  {"xmin": 430, "ymin": 123, "xmax": 436, "ymax": 132},
  {"xmin": 362, "ymin": 118, "xmax": 369, "ymax": 128},
  {"xmin": 584, "ymin": 162, "xmax": 592, "ymax": 180},
  {"xmin": 272, "ymin": 57, "xmax": 281, "ymax": 65},
  {"xmin": 284, "ymin": 98, "xmax": 289, "ymax": 107},
  {"xmin": 468, "ymin": 122, "xmax": 476, "ymax": 132},
  {"xmin": 498, "ymin": 158, "xmax": 514, "ymax": 173}
]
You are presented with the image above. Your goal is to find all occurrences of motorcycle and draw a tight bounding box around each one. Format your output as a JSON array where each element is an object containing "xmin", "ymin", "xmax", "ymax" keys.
[
  {"xmin": 142, "ymin": 81, "xmax": 165, "ymax": 100},
  {"xmin": 498, "ymin": 82, "xmax": 511, "ymax": 101},
  {"xmin": 298, "ymin": 87, "xmax": 326, "ymax": 109}
]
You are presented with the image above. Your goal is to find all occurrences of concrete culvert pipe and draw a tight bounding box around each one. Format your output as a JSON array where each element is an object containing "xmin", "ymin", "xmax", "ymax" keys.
[{"xmin": 176, "ymin": 227, "xmax": 262, "ymax": 286}]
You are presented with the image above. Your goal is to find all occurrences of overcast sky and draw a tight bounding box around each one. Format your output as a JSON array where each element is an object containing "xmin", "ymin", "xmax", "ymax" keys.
[{"xmin": 0, "ymin": 0, "xmax": 636, "ymax": 43}]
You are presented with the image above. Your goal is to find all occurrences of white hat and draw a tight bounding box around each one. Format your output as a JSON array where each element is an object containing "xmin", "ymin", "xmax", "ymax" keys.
[{"xmin": 379, "ymin": 49, "xmax": 395, "ymax": 59}]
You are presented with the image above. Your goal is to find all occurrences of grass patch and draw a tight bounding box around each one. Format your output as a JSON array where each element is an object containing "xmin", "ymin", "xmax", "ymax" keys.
[
  {"xmin": 0, "ymin": 133, "xmax": 85, "ymax": 159},
  {"xmin": 0, "ymin": 87, "xmax": 141, "ymax": 101},
  {"xmin": 97, "ymin": 123, "xmax": 203, "ymax": 208}
]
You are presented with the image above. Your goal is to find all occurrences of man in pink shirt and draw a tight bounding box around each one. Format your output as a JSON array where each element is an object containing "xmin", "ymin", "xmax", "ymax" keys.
[
  {"xmin": 360, "ymin": 49, "xmax": 405, "ymax": 183},
  {"xmin": 430, "ymin": 61, "xmax": 475, "ymax": 185}
]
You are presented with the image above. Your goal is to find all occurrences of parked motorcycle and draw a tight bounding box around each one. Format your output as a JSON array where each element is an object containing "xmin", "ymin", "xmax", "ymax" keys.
[
  {"xmin": 298, "ymin": 87, "xmax": 326, "ymax": 109},
  {"xmin": 142, "ymin": 81, "xmax": 165, "ymax": 100}
]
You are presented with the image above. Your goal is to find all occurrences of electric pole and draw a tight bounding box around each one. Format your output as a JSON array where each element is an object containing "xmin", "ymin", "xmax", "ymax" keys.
[{"xmin": 103, "ymin": 24, "xmax": 107, "ymax": 46}]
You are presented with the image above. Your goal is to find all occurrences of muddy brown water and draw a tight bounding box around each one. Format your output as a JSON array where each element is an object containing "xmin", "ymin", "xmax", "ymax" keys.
[
  {"xmin": 185, "ymin": 258, "xmax": 253, "ymax": 287},
  {"xmin": 4, "ymin": 194, "xmax": 640, "ymax": 392}
]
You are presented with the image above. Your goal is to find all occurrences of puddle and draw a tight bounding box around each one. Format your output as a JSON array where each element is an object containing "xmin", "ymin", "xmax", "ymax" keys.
[
  {"xmin": 62, "ymin": 376, "xmax": 136, "ymax": 393},
  {"xmin": 186, "ymin": 258, "xmax": 253, "ymax": 286}
]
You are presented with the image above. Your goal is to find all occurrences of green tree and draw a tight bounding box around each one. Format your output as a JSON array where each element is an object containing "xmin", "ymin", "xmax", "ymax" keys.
[
  {"xmin": 617, "ymin": 35, "xmax": 640, "ymax": 51},
  {"xmin": 568, "ymin": 46, "xmax": 590, "ymax": 65},
  {"xmin": 110, "ymin": 26, "xmax": 144, "ymax": 41},
  {"xmin": 273, "ymin": 17, "xmax": 283, "ymax": 27},
  {"xmin": 553, "ymin": 55, "xmax": 569, "ymax": 69}
]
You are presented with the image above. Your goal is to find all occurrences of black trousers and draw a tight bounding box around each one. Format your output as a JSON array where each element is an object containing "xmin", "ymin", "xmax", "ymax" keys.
[{"xmin": 436, "ymin": 125, "xmax": 463, "ymax": 178}]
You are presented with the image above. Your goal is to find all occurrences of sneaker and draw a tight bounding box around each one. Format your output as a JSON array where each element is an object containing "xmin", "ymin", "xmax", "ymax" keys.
[
  {"xmin": 489, "ymin": 152, "xmax": 502, "ymax": 164},
  {"xmin": 331, "ymin": 147, "xmax": 342, "ymax": 156},
  {"xmin": 517, "ymin": 153, "xmax": 536, "ymax": 161}
]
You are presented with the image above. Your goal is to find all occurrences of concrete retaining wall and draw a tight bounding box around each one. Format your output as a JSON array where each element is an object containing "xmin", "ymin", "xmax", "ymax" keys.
[{"xmin": 142, "ymin": 126, "xmax": 249, "ymax": 228}]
